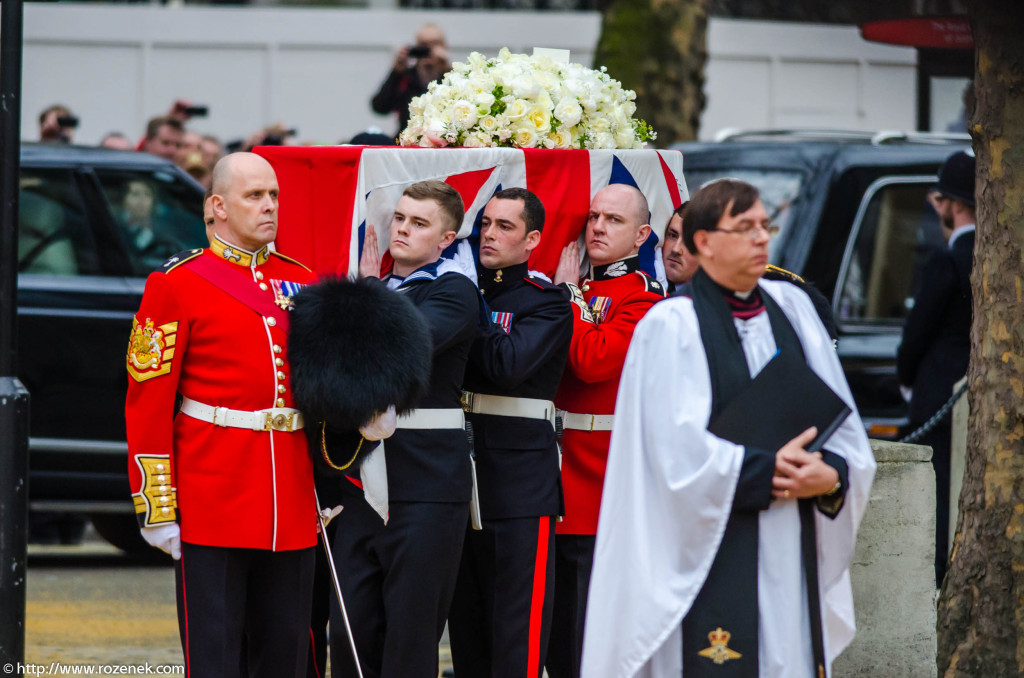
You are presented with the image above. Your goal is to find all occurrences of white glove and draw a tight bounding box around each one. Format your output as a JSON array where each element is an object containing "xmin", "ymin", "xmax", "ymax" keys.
[
  {"xmin": 141, "ymin": 523, "xmax": 181, "ymax": 560},
  {"xmin": 318, "ymin": 505, "xmax": 343, "ymax": 529},
  {"xmin": 359, "ymin": 405, "xmax": 397, "ymax": 441}
]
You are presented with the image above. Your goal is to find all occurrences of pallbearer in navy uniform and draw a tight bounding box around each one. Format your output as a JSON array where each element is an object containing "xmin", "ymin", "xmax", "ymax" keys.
[
  {"xmin": 448, "ymin": 188, "xmax": 573, "ymax": 678},
  {"xmin": 320, "ymin": 180, "xmax": 479, "ymax": 678},
  {"xmin": 581, "ymin": 179, "xmax": 876, "ymax": 678}
]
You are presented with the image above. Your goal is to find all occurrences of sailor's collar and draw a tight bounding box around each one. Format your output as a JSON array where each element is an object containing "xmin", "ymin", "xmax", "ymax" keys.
[
  {"xmin": 387, "ymin": 260, "xmax": 441, "ymax": 290},
  {"xmin": 210, "ymin": 234, "xmax": 270, "ymax": 267},
  {"xmin": 590, "ymin": 255, "xmax": 640, "ymax": 281}
]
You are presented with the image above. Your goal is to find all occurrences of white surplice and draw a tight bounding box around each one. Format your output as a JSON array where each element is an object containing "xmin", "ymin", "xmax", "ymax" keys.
[{"xmin": 580, "ymin": 279, "xmax": 876, "ymax": 678}]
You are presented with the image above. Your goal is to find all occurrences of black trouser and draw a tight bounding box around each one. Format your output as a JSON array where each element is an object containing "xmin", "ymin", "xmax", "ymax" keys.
[
  {"xmin": 306, "ymin": 521, "xmax": 336, "ymax": 678},
  {"xmin": 174, "ymin": 542, "xmax": 315, "ymax": 678},
  {"xmin": 449, "ymin": 515, "xmax": 556, "ymax": 678},
  {"xmin": 329, "ymin": 496, "xmax": 469, "ymax": 678},
  {"xmin": 544, "ymin": 534, "xmax": 595, "ymax": 678},
  {"xmin": 920, "ymin": 420, "xmax": 953, "ymax": 586}
]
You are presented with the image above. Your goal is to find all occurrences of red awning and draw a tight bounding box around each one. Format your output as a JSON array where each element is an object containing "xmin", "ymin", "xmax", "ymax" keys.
[{"xmin": 861, "ymin": 15, "xmax": 973, "ymax": 50}]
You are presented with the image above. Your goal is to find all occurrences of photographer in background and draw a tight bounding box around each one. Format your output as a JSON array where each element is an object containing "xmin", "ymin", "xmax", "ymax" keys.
[
  {"xmin": 371, "ymin": 23, "xmax": 451, "ymax": 136},
  {"xmin": 39, "ymin": 104, "xmax": 78, "ymax": 144}
]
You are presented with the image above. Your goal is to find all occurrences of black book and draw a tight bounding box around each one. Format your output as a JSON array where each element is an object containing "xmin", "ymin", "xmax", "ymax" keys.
[{"xmin": 708, "ymin": 351, "xmax": 851, "ymax": 452}]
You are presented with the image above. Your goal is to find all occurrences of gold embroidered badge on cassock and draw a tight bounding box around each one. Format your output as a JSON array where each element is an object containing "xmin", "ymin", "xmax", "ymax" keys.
[
  {"xmin": 127, "ymin": 317, "xmax": 178, "ymax": 382},
  {"xmin": 698, "ymin": 627, "xmax": 742, "ymax": 665}
]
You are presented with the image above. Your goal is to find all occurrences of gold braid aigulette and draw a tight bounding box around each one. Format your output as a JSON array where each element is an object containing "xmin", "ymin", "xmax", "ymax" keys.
[{"xmin": 320, "ymin": 422, "xmax": 363, "ymax": 471}]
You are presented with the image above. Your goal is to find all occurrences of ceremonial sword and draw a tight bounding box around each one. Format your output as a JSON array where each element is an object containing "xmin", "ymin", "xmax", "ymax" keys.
[{"xmin": 314, "ymin": 489, "xmax": 365, "ymax": 678}]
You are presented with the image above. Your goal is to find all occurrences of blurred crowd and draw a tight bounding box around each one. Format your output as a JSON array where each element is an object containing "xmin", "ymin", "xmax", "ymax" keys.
[{"xmin": 33, "ymin": 23, "xmax": 453, "ymax": 191}]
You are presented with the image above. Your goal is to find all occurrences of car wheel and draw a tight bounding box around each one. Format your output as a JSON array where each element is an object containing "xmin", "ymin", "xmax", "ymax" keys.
[{"xmin": 90, "ymin": 514, "xmax": 149, "ymax": 554}]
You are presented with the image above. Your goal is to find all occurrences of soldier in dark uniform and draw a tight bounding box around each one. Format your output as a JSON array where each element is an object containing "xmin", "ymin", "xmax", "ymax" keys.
[
  {"xmin": 321, "ymin": 180, "xmax": 480, "ymax": 678},
  {"xmin": 448, "ymin": 188, "xmax": 574, "ymax": 678},
  {"xmin": 547, "ymin": 183, "xmax": 666, "ymax": 678},
  {"xmin": 125, "ymin": 153, "xmax": 319, "ymax": 678}
]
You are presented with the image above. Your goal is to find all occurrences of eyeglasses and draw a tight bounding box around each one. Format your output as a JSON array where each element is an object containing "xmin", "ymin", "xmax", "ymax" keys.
[{"xmin": 711, "ymin": 222, "xmax": 780, "ymax": 240}]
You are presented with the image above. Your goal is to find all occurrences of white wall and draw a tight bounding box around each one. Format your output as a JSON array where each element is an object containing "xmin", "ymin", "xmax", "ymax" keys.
[
  {"xmin": 9, "ymin": 6, "xmax": 916, "ymax": 146},
  {"xmin": 703, "ymin": 19, "xmax": 917, "ymax": 139}
]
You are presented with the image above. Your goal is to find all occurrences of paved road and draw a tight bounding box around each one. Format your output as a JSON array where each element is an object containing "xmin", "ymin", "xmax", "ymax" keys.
[{"xmin": 24, "ymin": 527, "xmax": 455, "ymax": 676}]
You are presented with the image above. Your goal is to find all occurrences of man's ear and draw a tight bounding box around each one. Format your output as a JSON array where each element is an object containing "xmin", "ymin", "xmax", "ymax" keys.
[
  {"xmin": 635, "ymin": 224, "xmax": 652, "ymax": 248},
  {"xmin": 693, "ymin": 229, "xmax": 713, "ymax": 258},
  {"xmin": 211, "ymin": 194, "xmax": 228, "ymax": 221},
  {"xmin": 524, "ymin": 229, "xmax": 541, "ymax": 253},
  {"xmin": 439, "ymin": 230, "xmax": 458, "ymax": 251}
]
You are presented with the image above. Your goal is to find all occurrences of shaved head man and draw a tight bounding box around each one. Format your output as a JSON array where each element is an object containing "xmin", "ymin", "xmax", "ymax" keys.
[
  {"xmin": 126, "ymin": 151, "xmax": 319, "ymax": 678},
  {"xmin": 547, "ymin": 183, "xmax": 665, "ymax": 678}
]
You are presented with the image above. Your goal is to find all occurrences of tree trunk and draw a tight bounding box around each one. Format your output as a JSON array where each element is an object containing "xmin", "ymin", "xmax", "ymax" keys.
[
  {"xmin": 936, "ymin": 3, "xmax": 1024, "ymax": 675},
  {"xmin": 594, "ymin": 0, "xmax": 709, "ymax": 145}
]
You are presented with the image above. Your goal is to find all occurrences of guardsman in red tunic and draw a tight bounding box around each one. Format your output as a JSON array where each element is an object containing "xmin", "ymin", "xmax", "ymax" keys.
[
  {"xmin": 125, "ymin": 153, "xmax": 319, "ymax": 678},
  {"xmin": 546, "ymin": 184, "xmax": 666, "ymax": 678}
]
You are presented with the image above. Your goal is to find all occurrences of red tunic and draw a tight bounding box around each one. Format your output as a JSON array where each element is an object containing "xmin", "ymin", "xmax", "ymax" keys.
[
  {"xmin": 554, "ymin": 262, "xmax": 664, "ymax": 534},
  {"xmin": 125, "ymin": 242, "xmax": 319, "ymax": 551}
]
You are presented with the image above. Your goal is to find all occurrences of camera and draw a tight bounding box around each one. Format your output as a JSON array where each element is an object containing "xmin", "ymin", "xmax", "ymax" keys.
[
  {"xmin": 408, "ymin": 45, "xmax": 431, "ymax": 59},
  {"xmin": 57, "ymin": 115, "xmax": 79, "ymax": 129},
  {"xmin": 184, "ymin": 105, "xmax": 209, "ymax": 118},
  {"xmin": 263, "ymin": 129, "xmax": 297, "ymax": 146}
]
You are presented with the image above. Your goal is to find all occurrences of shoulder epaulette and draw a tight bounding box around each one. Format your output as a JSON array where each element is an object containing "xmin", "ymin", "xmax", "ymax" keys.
[
  {"xmin": 525, "ymin": 275, "xmax": 559, "ymax": 291},
  {"xmin": 269, "ymin": 250, "xmax": 313, "ymax": 272},
  {"xmin": 636, "ymin": 271, "xmax": 667, "ymax": 297},
  {"xmin": 159, "ymin": 249, "xmax": 203, "ymax": 273},
  {"xmin": 764, "ymin": 264, "xmax": 805, "ymax": 284}
]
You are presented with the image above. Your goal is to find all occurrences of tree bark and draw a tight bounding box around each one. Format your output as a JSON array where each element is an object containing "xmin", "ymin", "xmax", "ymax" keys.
[
  {"xmin": 594, "ymin": 0, "xmax": 709, "ymax": 145},
  {"xmin": 936, "ymin": 3, "xmax": 1024, "ymax": 675}
]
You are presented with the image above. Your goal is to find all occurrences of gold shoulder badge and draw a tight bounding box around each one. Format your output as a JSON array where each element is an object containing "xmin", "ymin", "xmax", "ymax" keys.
[
  {"xmin": 639, "ymin": 271, "xmax": 666, "ymax": 297},
  {"xmin": 127, "ymin": 317, "xmax": 178, "ymax": 382},
  {"xmin": 160, "ymin": 249, "xmax": 203, "ymax": 273},
  {"xmin": 270, "ymin": 250, "xmax": 313, "ymax": 272},
  {"xmin": 698, "ymin": 627, "xmax": 742, "ymax": 665}
]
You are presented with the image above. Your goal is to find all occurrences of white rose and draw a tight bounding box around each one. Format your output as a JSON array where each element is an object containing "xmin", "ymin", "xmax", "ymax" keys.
[
  {"xmin": 479, "ymin": 115, "xmax": 499, "ymax": 133},
  {"xmin": 594, "ymin": 132, "xmax": 616, "ymax": 149},
  {"xmin": 553, "ymin": 99, "xmax": 583, "ymax": 128},
  {"xmin": 590, "ymin": 117, "xmax": 611, "ymax": 134},
  {"xmin": 505, "ymin": 99, "xmax": 529, "ymax": 122},
  {"xmin": 462, "ymin": 132, "xmax": 487, "ymax": 148},
  {"xmin": 527, "ymin": 104, "xmax": 552, "ymax": 133},
  {"xmin": 451, "ymin": 100, "xmax": 478, "ymax": 128},
  {"xmin": 511, "ymin": 75, "xmax": 540, "ymax": 99},
  {"xmin": 614, "ymin": 128, "xmax": 636, "ymax": 149},
  {"xmin": 496, "ymin": 128, "xmax": 513, "ymax": 143},
  {"xmin": 475, "ymin": 91, "xmax": 496, "ymax": 111},
  {"xmin": 549, "ymin": 129, "xmax": 573, "ymax": 149},
  {"xmin": 467, "ymin": 52, "xmax": 488, "ymax": 71},
  {"xmin": 512, "ymin": 123, "xmax": 539, "ymax": 148}
]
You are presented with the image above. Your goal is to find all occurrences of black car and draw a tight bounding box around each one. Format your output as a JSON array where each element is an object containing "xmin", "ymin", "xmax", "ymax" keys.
[
  {"xmin": 673, "ymin": 129, "xmax": 971, "ymax": 438},
  {"xmin": 18, "ymin": 143, "xmax": 206, "ymax": 550}
]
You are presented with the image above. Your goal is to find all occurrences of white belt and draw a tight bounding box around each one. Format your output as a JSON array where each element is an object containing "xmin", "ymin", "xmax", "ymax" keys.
[
  {"xmin": 396, "ymin": 408, "xmax": 466, "ymax": 430},
  {"xmin": 560, "ymin": 411, "xmax": 614, "ymax": 432},
  {"xmin": 179, "ymin": 396, "xmax": 305, "ymax": 432},
  {"xmin": 461, "ymin": 392, "xmax": 556, "ymax": 425}
]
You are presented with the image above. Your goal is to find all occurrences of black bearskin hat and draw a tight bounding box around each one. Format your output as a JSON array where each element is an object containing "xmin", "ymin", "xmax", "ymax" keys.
[{"xmin": 288, "ymin": 277, "xmax": 432, "ymax": 431}]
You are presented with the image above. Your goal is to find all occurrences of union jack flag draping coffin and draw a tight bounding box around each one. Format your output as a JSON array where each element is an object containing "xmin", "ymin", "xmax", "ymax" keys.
[{"xmin": 255, "ymin": 146, "xmax": 688, "ymax": 283}]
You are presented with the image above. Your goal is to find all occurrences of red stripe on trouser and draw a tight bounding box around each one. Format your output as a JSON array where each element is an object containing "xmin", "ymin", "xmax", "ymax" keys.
[
  {"xmin": 526, "ymin": 516, "xmax": 551, "ymax": 677},
  {"xmin": 181, "ymin": 551, "xmax": 192, "ymax": 678},
  {"xmin": 309, "ymin": 628, "xmax": 321, "ymax": 678}
]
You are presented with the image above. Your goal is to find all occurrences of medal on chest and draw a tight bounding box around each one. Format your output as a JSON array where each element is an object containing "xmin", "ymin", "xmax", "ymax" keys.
[
  {"xmin": 588, "ymin": 296, "xmax": 613, "ymax": 324},
  {"xmin": 270, "ymin": 279, "xmax": 307, "ymax": 311},
  {"xmin": 491, "ymin": 311, "xmax": 514, "ymax": 334}
]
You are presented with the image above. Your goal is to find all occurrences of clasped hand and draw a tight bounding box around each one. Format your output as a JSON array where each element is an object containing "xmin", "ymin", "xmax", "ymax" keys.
[{"xmin": 771, "ymin": 426, "xmax": 839, "ymax": 500}]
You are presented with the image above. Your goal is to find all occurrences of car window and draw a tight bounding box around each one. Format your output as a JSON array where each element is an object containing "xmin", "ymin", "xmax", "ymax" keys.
[
  {"xmin": 18, "ymin": 169, "xmax": 101, "ymax": 276},
  {"xmin": 94, "ymin": 168, "xmax": 206, "ymax": 276},
  {"xmin": 683, "ymin": 169, "xmax": 804, "ymax": 245},
  {"xmin": 836, "ymin": 178, "xmax": 942, "ymax": 324}
]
